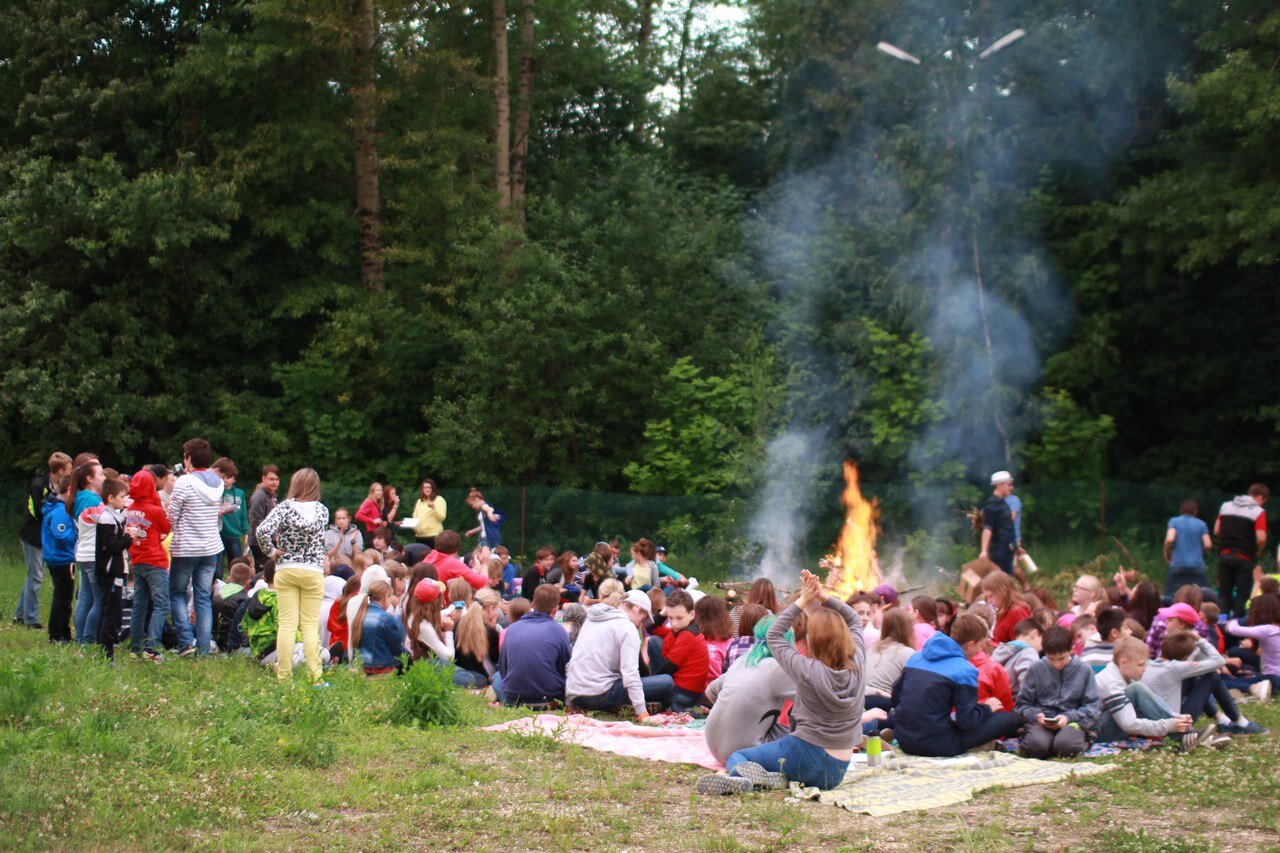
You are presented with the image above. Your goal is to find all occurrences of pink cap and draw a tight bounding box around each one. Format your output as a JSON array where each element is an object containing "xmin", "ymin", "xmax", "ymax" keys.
[
  {"xmin": 1157, "ymin": 602, "xmax": 1200, "ymax": 626},
  {"xmin": 414, "ymin": 578, "xmax": 443, "ymax": 603}
]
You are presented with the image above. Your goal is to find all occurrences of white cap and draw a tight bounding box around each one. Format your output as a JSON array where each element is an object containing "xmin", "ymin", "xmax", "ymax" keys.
[
  {"xmin": 990, "ymin": 470, "xmax": 1014, "ymax": 486},
  {"xmin": 623, "ymin": 589, "xmax": 653, "ymax": 616},
  {"xmin": 688, "ymin": 589, "xmax": 707, "ymax": 605}
]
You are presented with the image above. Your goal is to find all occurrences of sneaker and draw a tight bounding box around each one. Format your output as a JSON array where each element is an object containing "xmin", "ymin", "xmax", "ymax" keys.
[
  {"xmin": 1231, "ymin": 721, "xmax": 1268, "ymax": 735},
  {"xmin": 143, "ymin": 650, "xmax": 164, "ymax": 664},
  {"xmin": 25, "ymin": 622, "xmax": 44, "ymax": 630},
  {"xmin": 1204, "ymin": 734, "xmax": 1233, "ymax": 749},
  {"xmin": 731, "ymin": 761, "xmax": 788, "ymax": 790},
  {"xmin": 1249, "ymin": 681, "xmax": 1273, "ymax": 702},
  {"xmin": 175, "ymin": 646, "xmax": 196, "ymax": 658},
  {"xmin": 645, "ymin": 702, "xmax": 664, "ymax": 717},
  {"xmin": 1179, "ymin": 723, "xmax": 1215, "ymax": 753},
  {"xmin": 696, "ymin": 773, "xmax": 752, "ymax": 796}
]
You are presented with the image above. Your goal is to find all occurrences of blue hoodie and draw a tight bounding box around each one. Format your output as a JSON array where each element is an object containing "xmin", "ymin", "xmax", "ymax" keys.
[
  {"xmin": 890, "ymin": 633, "xmax": 992, "ymax": 753},
  {"xmin": 41, "ymin": 493, "xmax": 76, "ymax": 564}
]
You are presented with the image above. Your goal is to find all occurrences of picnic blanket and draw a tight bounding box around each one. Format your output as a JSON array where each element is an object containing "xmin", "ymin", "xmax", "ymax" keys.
[
  {"xmin": 997, "ymin": 735, "xmax": 1165, "ymax": 757},
  {"xmin": 792, "ymin": 751, "xmax": 1118, "ymax": 816},
  {"xmin": 483, "ymin": 714, "xmax": 723, "ymax": 770}
]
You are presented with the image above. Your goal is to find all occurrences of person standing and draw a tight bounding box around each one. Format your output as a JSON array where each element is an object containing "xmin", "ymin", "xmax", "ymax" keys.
[
  {"xmin": 410, "ymin": 479, "xmax": 446, "ymax": 548},
  {"xmin": 167, "ymin": 438, "xmax": 225, "ymax": 656},
  {"xmin": 980, "ymin": 471, "xmax": 1018, "ymax": 578},
  {"xmin": 213, "ymin": 457, "xmax": 248, "ymax": 576},
  {"xmin": 127, "ymin": 468, "xmax": 172, "ymax": 662},
  {"xmin": 1214, "ymin": 483, "xmax": 1269, "ymax": 619},
  {"xmin": 255, "ymin": 468, "xmax": 329, "ymax": 683},
  {"xmin": 464, "ymin": 488, "xmax": 504, "ymax": 548},
  {"xmin": 13, "ymin": 452, "xmax": 71, "ymax": 629},
  {"xmin": 1165, "ymin": 499, "xmax": 1212, "ymax": 597},
  {"xmin": 70, "ymin": 457, "xmax": 107, "ymax": 645},
  {"xmin": 247, "ymin": 464, "xmax": 281, "ymax": 567}
]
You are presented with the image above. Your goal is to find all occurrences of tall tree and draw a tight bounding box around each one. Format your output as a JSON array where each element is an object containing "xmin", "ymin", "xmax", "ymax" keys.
[
  {"xmin": 352, "ymin": 0, "xmax": 384, "ymax": 291},
  {"xmin": 510, "ymin": 0, "xmax": 535, "ymax": 221},
  {"xmin": 492, "ymin": 0, "xmax": 512, "ymax": 210}
]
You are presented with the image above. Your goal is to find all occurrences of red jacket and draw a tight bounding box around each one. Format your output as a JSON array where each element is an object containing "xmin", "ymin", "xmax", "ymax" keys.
[
  {"xmin": 426, "ymin": 550, "xmax": 488, "ymax": 601},
  {"xmin": 354, "ymin": 498, "xmax": 382, "ymax": 533},
  {"xmin": 971, "ymin": 649, "xmax": 1014, "ymax": 711},
  {"xmin": 992, "ymin": 604, "xmax": 1032, "ymax": 645},
  {"xmin": 652, "ymin": 623, "xmax": 710, "ymax": 695},
  {"xmin": 327, "ymin": 601, "xmax": 349, "ymax": 650},
  {"xmin": 127, "ymin": 470, "xmax": 171, "ymax": 569}
]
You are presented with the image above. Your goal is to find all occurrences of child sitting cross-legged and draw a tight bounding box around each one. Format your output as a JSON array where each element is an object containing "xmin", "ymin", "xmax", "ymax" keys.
[
  {"xmin": 697, "ymin": 570, "xmax": 864, "ymax": 795},
  {"xmin": 891, "ymin": 614, "xmax": 1022, "ymax": 757},
  {"xmin": 648, "ymin": 588, "xmax": 711, "ymax": 710},
  {"xmin": 1014, "ymin": 626, "xmax": 1101, "ymax": 758},
  {"xmin": 1079, "ymin": 607, "xmax": 1129, "ymax": 673},
  {"xmin": 1095, "ymin": 636, "xmax": 1213, "ymax": 751},
  {"xmin": 991, "ymin": 618, "xmax": 1042, "ymax": 696}
]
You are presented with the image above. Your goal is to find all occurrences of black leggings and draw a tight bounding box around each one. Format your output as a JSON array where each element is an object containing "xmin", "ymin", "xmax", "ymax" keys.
[{"xmin": 47, "ymin": 563, "xmax": 74, "ymax": 643}]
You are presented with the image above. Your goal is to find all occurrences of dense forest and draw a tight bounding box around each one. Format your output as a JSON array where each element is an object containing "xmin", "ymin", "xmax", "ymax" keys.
[{"xmin": 1, "ymin": 0, "xmax": 1277, "ymax": 497}]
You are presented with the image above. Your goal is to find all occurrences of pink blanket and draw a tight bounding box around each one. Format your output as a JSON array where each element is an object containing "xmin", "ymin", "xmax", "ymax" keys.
[{"xmin": 483, "ymin": 714, "xmax": 723, "ymax": 770}]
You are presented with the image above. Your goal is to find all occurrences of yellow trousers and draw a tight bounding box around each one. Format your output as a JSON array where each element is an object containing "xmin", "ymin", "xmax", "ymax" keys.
[{"xmin": 274, "ymin": 567, "xmax": 325, "ymax": 682}]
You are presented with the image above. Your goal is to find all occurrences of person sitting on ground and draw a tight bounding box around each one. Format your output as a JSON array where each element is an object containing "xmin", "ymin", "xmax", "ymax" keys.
[
  {"xmin": 453, "ymin": 588, "xmax": 502, "ymax": 691},
  {"xmin": 1070, "ymin": 614, "xmax": 1099, "ymax": 656},
  {"xmin": 561, "ymin": 602, "xmax": 588, "ymax": 645},
  {"xmin": 1057, "ymin": 574, "xmax": 1106, "ymax": 628},
  {"xmin": 213, "ymin": 562, "xmax": 253, "ymax": 652},
  {"xmin": 909, "ymin": 595, "xmax": 939, "ymax": 648},
  {"xmin": 1014, "ymin": 626, "xmax": 1101, "ymax": 758},
  {"xmin": 498, "ymin": 585, "xmax": 573, "ymax": 707},
  {"xmin": 702, "ymin": 614, "xmax": 798, "ymax": 765},
  {"xmin": 1147, "ymin": 601, "xmax": 1204, "ymax": 660},
  {"xmin": 405, "ymin": 576, "xmax": 455, "ymax": 662},
  {"xmin": 1079, "ymin": 607, "xmax": 1128, "ymax": 673},
  {"xmin": 697, "ymin": 570, "xmax": 864, "ymax": 795},
  {"xmin": 648, "ymin": 588, "xmax": 711, "ymax": 710},
  {"xmin": 624, "ymin": 538, "xmax": 662, "ymax": 590},
  {"xmin": 1200, "ymin": 602, "xmax": 1225, "ymax": 652},
  {"xmin": 992, "ymin": 618, "xmax": 1043, "ymax": 695},
  {"xmin": 499, "ymin": 596, "xmax": 531, "ymax": 649},
  {"xmin": 654, "ymin": 546, "xmax": 688, "ymax": 590},
  {"xmin": 959, "ymin": 613, "xmax": 1014, "ymax": 712},
  {"xmin": 1095, "ymin": 636, "xmax": 1209, "ymax": 750},
  {"xmin": 847, "ymin": 592, "xmax": 882, "ymax": 646},
  {"xmin": 935, "ymin": 597, "xmax": 958, "ymax": 636},
  {"xmin": 863, "ymin": 608, "xmax": 916, "ymax": 713},
  {"xmin": 425, "ymin": 531, "xmax": 488, "ymax": 599},
  {"xmin": 723, "ymin": 604, "xmax": 767, "ymax": 671},
  {"xmin": 1144, "ymin": 629, "xmax": 1262, "ymax": 735},
  {"xmin": 696, "ymin": 595, "xmax": 735, "ymax": 680},
  {"xmin": 891, "ymin": 613, "xmax": 1022, "ymax": 757},
  {"xmin": 242, "ymin": 561, "xmax": 327, "ymax": 671},
  {"xmin": 730, "ymin": 578, "xmax": 781, "ymax": 635},
  {"xmin": 327, "ymin": 576, "xmax": 361, "ymax": 662},
  {"xmin": 1124, "ymin": 580, "xmax": 1161, "ymax": 631},
  {"xmin": 982, "ymin": 571, "xmax": 1033, "ymax": 645},
  {"xmin": 491, "ymin": 546, "xmax": 518, "ymax": 598},
  {"xmin": 522, "ymin": 547, "xmax": 555, "ymax": 598},
  {"xmin": 324, "ymin": 507, "xmax": 363, "ymax": 571},
  {"xmin": 565, "ymin": 590, "xmax": 675, "ymax": 718},
  {"xmin": 1222, "ymin": 593, "xmax": 1280, "ymax": 703},
  {"xmin": 351, "ymin": 580, "xmax": 405, "ymax": 676}
]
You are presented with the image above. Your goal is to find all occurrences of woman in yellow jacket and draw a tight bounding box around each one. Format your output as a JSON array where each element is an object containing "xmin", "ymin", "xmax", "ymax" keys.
[{"xmin": 411, "ymin": 479, "xmax": 447, "ymax": 548}]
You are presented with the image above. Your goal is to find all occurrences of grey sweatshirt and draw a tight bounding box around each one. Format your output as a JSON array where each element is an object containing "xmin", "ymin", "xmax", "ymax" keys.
[
  {"xmin": 565, "ymin": 604, "xmax": 645, "ymax": 715},
  {"xmin": 768, "ymin": 598, "xmax": 866, "ymax": 751},
  {"xmin": 1141, "ymin": 637, "xmax": 1225, "ymax": 712},
  {"xmin": 865, "ymin": 641, "xmax": 914, "ymax": 695},
  {"xmin": 703, "ymin": 655, "xmax": 796, "ymax": 763},
  {"xmin": 1014, "ymin": 655, "xmax": 1101, "ymax": 728},
  {"xmin": 1096, "ymin": 662, "xmax": 1180, "ymax": 737},
  {"xmin": 992, "ymin": 641, "xmax": 1041, "ymax": 696}
]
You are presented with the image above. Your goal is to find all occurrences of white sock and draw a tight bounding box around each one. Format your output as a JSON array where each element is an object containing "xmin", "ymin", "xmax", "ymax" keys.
[
  {"xmin": 1216, "ymin": 713, "xmax": 1232, "ymax": 725},
  {"xmin": 1234, "ymin": 715, "xmax": 1250, "ymax": 727}
]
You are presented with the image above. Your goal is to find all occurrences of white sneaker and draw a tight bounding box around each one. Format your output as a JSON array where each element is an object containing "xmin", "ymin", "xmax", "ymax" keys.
[{"xmin": 1249, "ymin": 680, "xmax": 1273, "ymax": 702}]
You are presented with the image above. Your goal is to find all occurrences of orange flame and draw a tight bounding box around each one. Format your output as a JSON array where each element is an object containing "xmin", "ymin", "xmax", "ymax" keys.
[{"xmin": 823, "ymin": 461, "xmax": 882, "ymax": 598}]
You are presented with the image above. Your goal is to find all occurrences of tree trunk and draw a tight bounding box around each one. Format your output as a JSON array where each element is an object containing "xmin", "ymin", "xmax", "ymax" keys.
[
  {"xmin": 493, "ymin": 0, "xmax": 512, "ymax": 211},
  {"xmin": 510, "ymin": 0, "xmax": 535, "ymax": 223},
  {"xmin": 638, "ymin": 0, "xmax": 656, "ymax": 55},
  {"xmin": 352, "ymin": 0, "xmax": 384, "ymax": 292},
  {"xmin": 676, "ymin": 0, "xmax": 696, "ymax": 109}
]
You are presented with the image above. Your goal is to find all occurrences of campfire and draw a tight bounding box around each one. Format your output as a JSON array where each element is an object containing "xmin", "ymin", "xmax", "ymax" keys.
[{"xmin": 821, "ymin": 460, "xmax": 883, "ymax": 598}]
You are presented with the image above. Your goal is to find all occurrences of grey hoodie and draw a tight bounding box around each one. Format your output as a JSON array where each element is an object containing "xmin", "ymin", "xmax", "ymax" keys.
[
  {"xmin": 704, "ymin": 654, "xmax": 796, "ymax": 764},
  {"xmin": 565, "ymin": 604, "xmax": 645, "ymax": 715},
  {"xmin": 768, "ymin": 598, "xmax": 866, "ymax": 750},
  {"xmin": 992, "ymin": 641, "xmax": 1040, "ymax": 696},
  {"xmin": 1141, "ymin": 637, "xmax": 1224, "ymax": 712},
  {"xmin": 167, "ymin": 470, "xmax": 225, "ymax": 558}
]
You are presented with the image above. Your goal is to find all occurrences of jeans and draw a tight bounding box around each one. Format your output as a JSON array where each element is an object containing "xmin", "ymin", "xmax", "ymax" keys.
[
  {"xmin": 727, "ymin": 735, "xmax": 850, "ymax": 791},
  {"xmin": 1164, "ymin": 566, "xmax": 1209, "ymax": 598},
  {"xmin": 1097, "ymin": 681, "xmax": 1174, "ymax": 742},
  {"xmin": 1217, "ymin": 554, "xmax": 1254, "ymax": 619},
  {"xmin": 1181, "ymin": 672, "xmax": 1240, "ymax": 722},
  {"xmin": 274, "ymin": 567, "xmax": 325, "ymax": 682},
  {"xmin": 1222, "ymin": 673, "xmax": 1280, "ymax": 693},
  {"xmin": 219, "ymin": 535, "xmax": 243, "ymax": 580},
  {"xmin": 73, "ymin": 562, "xmax": 103, "ymax": 645},
  {"xmin": 14, "ymin": 541, "xmax": 44, "ymax": 624},
  {"xmin": 1019, "ymin": 722, "xmax": 1087, "ymax": 758},
  {"xmin": 170, "ymin": 554, "xmax": 218, "ymax": 653},
  {"xmin": 570, "ymin": 675, "xmax": 676, "ymax": 712},
  {"xmin": 646, "ymin": 635, "xmax": 704, "ymax": 707},
  {"xmin": 47, "ymin": 563, "xmax": 75, "ymax": 643},
  {"xmin": 131, "ymin": 565, "xmax": 170, "ymax": 653},
  {"xmin": 453, "ymin": 669, "xmax": 490, "ymax": 688}
]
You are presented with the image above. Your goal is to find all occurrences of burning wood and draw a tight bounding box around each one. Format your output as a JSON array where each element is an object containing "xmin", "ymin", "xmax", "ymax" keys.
[{"xmin": 822, "ymin": 461, "xmax": 883, "ymax": 598}]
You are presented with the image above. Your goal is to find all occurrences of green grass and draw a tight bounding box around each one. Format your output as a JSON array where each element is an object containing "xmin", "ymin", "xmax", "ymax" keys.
[{"xmin": 0, "ymin": 550, "xmax": 1277, "ymax": 850}]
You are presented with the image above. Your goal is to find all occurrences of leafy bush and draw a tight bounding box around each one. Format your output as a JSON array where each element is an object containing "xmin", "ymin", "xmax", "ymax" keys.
[{"xmin": 389, "ymin": 657, "xmax": 464, "ymax": 728}]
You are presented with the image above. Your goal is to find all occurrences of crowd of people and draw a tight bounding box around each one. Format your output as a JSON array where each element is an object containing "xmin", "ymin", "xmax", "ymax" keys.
[{"xmin": 9, "ymin": 448, "xmax": 1280, "ymax": 796}]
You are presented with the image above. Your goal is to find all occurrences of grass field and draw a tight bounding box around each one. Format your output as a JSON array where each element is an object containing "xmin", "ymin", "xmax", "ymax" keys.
[{"xmin": 0, "ymin": 553, "xmax": 1277, "ymax": 852}]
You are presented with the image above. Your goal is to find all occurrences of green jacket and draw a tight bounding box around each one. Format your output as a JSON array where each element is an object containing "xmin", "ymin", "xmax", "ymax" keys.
[{"xmin": 220, "ymin": 486, "xmax": 248, "ymax": 538}]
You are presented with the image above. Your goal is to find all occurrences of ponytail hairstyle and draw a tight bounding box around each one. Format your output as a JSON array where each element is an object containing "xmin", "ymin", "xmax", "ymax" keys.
[
  {"xmin": 336, "ymin": 576, "xmax": 362, "ymax": 627},
  {"xmin": 404, "ymin": 570, "xmax": 445, "ymax": 659},
  {"xmin": 66, "ymin": 456, "xmax": 103, "ymax": 516},
  {"xmin": 446, "ymin": 578, "xmax": 474, "ymax": 607},
  {"xmin": 745, "ymin": 615, "xmax": 794, "ymax": 667},
  {"xmin": 910, "ymin": 595, "xmax": 939, "ymax": 628},
  {"xmin": 456, "ymin": 588, "xmax": 499, "ymax": 660},
  {"xmin": 351, "ymin": 580, "xmax": 392, "ymax": 652}
]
